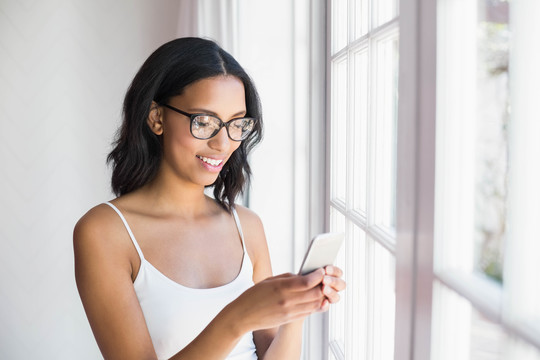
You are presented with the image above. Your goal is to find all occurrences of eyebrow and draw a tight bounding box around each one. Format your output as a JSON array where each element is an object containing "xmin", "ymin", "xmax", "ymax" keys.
[{"xmin": 187, "ymin": 108, "xmax": 247, "ymax": 118}]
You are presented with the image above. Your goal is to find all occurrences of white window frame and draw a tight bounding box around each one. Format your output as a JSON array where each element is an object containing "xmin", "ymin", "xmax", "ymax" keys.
[
  {"xmin": 393, "ymin": 0, "xmax": 540, "ymax": 359},
  {"xmin": 324, "ymin": 0, "xmax": 400, "ymax": 359},
  {"xmin": 393, "ymin": 0, "xmax": 436, "ymax": 358},
  {"xmin": 430, "ymin": 0, "xmax": 540, "ymax": 358},
  {"xmin": 318, "ymin": 0, "xmax": 439, "ymax": 358},
  {"xmin": 304, "ymin": 0, "xmax": 540, "ymax": 359},
  {"xmin": 290, "ymin": 1, "xmax": 331, "ymax": 358}
]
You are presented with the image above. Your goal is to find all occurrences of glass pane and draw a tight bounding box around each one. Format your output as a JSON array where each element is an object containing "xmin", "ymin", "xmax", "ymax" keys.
[
  {"xmin": 348, "ymin": 225, "xmax": 368, "ymax": 359},
  {"xmin": 432, "ymin": 282, "xmax": 540, "ymax": 360},
  {"xmin": 331, "ymin": 57, "xmax": 348, "ymax": 203},
  {"xmin": 372, "ymin": 34, "xmax": 398, "ymax": 229},
  {"xmin": 352, "ymin": 48, "xmax": 369, "ymax": 214},
  {"xmin": 473, "ymin": 0, "xmax": 509, "ymax": 283},
  {"xmin": 370, "ymin": 240, "xmax": 396, "ymax": 360},
  {"xmin": 329, "ymin": 207, "xmax": 347, "ymax": 354},
  {"xmin": 332, "ymin": 0, "xmax": 348, "ymax": 54},
  {"xmin": 354, "ymin": 0, "xmax": 369, "ymax": 39},
  {"xmin": 431, "ymin": 281, "xmax": 472, "ymax": 360},
  {"xmin": 435, "ymin": 0, "xmax": 508, "ymax": 282},
  {"xmin": 372, "ymin": 0, "xmax": 398, "ymax": 28},
  {"xmin": 330, "ymin": 211, "xmax": 373, "ymax": 360},
  {"xmin": 435, "ymin": 0, "xmax": 478, "ymax": 273},
  {"xmin": 504, "ymin": 0, "xmax": 540, "ymax": 337}
]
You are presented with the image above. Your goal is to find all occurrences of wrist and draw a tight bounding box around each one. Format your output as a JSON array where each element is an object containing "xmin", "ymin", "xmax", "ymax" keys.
[
  {"xmin": 281, "ymin": 318, "xmax": 304, "ymax": 332},
  {"xmin": 218, "ymin": 301, "xmax": 249, "ymax": 339}
]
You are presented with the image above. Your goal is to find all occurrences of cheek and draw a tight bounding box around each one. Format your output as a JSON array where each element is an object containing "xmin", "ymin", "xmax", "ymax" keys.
[
  {"xmin": 163, "ymin": 118, "xmax": 193, "ymax": 143},
  {"xmin": 170, "ymin": 121, "xmax": 194, "ymax": 144},
  {"xmin": 162, "ymin": 128, "xmax": 199, "ymax": 157},
  {"xmin": 231, "ymin": 141, "xmax": 242, "ymax": 152},
  {"xmin": 228, "ymin": 142, "xmax": 242, "ymax": 159}
]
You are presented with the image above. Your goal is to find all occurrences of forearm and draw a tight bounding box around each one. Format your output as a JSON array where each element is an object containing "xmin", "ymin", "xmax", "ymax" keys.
[
  {"xmin": 169, "ymin": 306, "xmax": 245, "ymax": 360},
  {"xmin": 260, "ymin": 320, "xmax": 304, "ymax": 360}
]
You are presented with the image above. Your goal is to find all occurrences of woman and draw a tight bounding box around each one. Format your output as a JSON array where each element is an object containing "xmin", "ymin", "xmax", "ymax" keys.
[{"xmin": 74, "ymin": 37, "xmax": 345, "ymax": 360}]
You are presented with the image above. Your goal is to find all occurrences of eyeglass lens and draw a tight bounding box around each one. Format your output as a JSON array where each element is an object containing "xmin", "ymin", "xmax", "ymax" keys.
[{"xmin": 192, "ymin": 115, "xmax": 255, "ymax": 141}]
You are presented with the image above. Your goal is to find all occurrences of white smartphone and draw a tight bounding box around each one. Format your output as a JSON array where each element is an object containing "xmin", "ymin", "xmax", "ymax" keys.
[{"xmin": 298, "ymin": 232, "xmax": 344, "ymax": 275}]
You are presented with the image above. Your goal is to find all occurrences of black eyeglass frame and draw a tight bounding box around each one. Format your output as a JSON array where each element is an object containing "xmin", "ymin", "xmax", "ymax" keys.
[{"xmin": 161, "ymin": 103, "xmax": 257, "ymax": 141}]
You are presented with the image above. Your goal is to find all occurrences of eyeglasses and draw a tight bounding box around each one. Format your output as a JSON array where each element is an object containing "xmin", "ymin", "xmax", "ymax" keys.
[{"xmin": 162, "ymin": 104, "xmax": 256, "ymax": 141}]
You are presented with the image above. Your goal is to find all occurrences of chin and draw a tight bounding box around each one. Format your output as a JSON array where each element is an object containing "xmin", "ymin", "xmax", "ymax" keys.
[{"xmin": 200, "ymin": 174, "xmax": 220, "ymax": 187}]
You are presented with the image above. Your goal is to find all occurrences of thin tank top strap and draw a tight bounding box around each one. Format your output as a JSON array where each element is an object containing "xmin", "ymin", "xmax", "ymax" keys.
[
  {"xmin": 104, "ymin": 202, "xmax": 146, "ymax": 261},
  {"xmin": 231, "ymin": 207, "xmax": 246, "ymax": 253}
]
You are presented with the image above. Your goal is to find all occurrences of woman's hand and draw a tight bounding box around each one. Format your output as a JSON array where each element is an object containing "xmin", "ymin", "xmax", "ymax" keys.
[
  {"xmin": 226, "ymin": 269, "xmax": 327, "ymax": 333},
  {"xmin": 226, "ymin": 266, "xmax": 346, "ymax": 334},
  {"xmin": 320, "ymin": 265, "xmax": 346, "ymax": 311}
]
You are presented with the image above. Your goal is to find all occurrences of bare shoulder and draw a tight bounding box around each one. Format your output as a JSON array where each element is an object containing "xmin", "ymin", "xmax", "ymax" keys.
[
  {"xmin": 75, "ymin": 203, "xmax": 122, "ymax": 246},
  {"xmin": 234, "ymin": 205, "xmax": 263, "ymax": 230},
  {"xmin": 73, "ymin": 203, "xmax": 134, "ymax": 275},
  {"xmin": 75, "ymin": 203, "xmax": 121, "ymax": 238},
  {"xmin": 73, "ymin": 203, "xmax": 155, "ymax": 358},
  {"xmin": 234, "ymin": 205, "xmax": 272, "ymax": 281},
  {"xmin": 233, "ymin": 205, "xmax": 266, "ymax": 249}
]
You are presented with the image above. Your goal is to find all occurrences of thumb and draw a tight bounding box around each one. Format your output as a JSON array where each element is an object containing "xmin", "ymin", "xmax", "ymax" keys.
[{"xmin": 293, "ymin": 268, "xmax": 325, "ymax": 291}]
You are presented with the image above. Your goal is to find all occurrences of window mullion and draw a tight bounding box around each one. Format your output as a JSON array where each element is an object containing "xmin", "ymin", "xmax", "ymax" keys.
[
  {"xmin": 365, "ymin": 36, "xmax": 375, "ymax": 230},
  {"xmin": 367, "ymin": 235, "xmax": 376, "ymax": 360},
  {"xmin": 346, "ymin": 50, "xmax": 354, "ymax": 212},
  {"xmin": 393, "ymin": 0, "xmax": 437, "ymax": 360},
  {"xmin": 504, "ymin": 0, "xmax": 540, "ymax": 350}
]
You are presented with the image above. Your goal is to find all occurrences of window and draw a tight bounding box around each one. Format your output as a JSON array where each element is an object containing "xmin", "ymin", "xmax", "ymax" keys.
[
  {"xmin": 327, "ymin": 0, "xmax": 399, "ymax": 359},
  {"xmin": 432, "ymin": 0, "xmax": 540, "ymax": 358},
  {"xmin": 325, "ymin": 0, "xmax": 540, "ymax": 359}
]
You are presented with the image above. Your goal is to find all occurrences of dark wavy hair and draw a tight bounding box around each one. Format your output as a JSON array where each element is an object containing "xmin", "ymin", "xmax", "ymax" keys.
[{"xmin": 107, "ymin": 37, "xmax": 263, "ymax": 212}]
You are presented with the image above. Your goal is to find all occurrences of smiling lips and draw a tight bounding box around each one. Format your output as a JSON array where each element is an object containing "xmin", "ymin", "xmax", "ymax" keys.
[{"xmin": 196, "ymin": 155, "xmax": 224, "ymax": 172}]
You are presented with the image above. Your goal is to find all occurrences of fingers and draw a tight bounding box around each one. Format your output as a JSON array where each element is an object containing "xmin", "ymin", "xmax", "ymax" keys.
[
  {"xmin": 290, "ymin": 295, "xmax": 329, "ymax": 318},
  {"xmin": 322, "ymin": 275, "xmax": 346, "ymax": 292},
  {"xmin": 295, "ymin": 295, "xmax": 330, "ymax": 316},
  {"xmin": 283, "ymin": 268, "xmax": 325, "ymax": 291},
  {"xmin": 319, "ymin": 299, "xmax": 330, "ymax": 312},
  {"xmin": 302, "ymin": 268, "xmax": 326, "ymax": 288},
  {"xmin": 324, "ymin": 265, "xmax": 343, "ymax": 278},
  {"xmin": 322, "ymin": 266, "xmax": 346, "ymax": 304},
  {"xmin": 285, "ymin": 282, "xmax": 325, "ymax": 307},
  {"xmin": 270, "ymin": 267, "xmax": 345, "ymax": 307},
  {"xmin": 261, "ymin": 272, "xmax": 326, "ymax": 307},
  {"xmin": 321, "ymin": 284, "xmax": 341, "ymax": 304},
  {"xmin": 269, "ymin": 273, "xmax": 295, "ymax": 280}
]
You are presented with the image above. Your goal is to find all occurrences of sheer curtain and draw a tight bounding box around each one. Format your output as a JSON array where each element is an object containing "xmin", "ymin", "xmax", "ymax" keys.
[{"xmin": 177, "ymin": 0, "xmax": 239, "ymax": 56}]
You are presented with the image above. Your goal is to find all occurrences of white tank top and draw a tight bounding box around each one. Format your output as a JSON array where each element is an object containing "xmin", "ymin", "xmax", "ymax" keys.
[{"xmin": 105, "ymin": 202, "xmax": 258, "ymax": 360}]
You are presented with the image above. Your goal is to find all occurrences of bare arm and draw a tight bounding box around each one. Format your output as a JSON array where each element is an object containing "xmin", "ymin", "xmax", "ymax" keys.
[
  {"xmin": 74, "ymin": 205, "xmax": 159, "ymax": 359},
  {"xmin": 235, "ymin": 206, "xmax": 346, "ymax": 360},
  {"xmin": 74, "ymin": 205, "xmax": 332, "ymax": 360},
  {"xmin": 258, "ymin": 266, "xmax": 345, "ymax": 360},
  {"xmin": 74, "ymin": 205, "xmax": 253, "ymax": 359},
  {"xmin": 234, "ymin": 206, "xmax": 303, "ymax": 359}
]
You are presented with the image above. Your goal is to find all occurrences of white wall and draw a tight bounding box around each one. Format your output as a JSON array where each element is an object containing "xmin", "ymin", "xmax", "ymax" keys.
[
  {"xmin": 182, "ymin": 0, "xmax": 302, "ymax": 275},
  {"xmin": 0, "ymin": 1, "xmax": 180, "ymax": 358},
  {"xmin": 0, "ymin": 1, "xmax": 308, "ymax": 357},
  {"xmin": 236, "ymin": 0, "xmax": 297, "ymax": 275}
]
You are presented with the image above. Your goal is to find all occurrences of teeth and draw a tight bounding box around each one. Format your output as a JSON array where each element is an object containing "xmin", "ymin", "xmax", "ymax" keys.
[{"xmin": 198, "ymin": 155, "xmax": 223, "ymax": 166}]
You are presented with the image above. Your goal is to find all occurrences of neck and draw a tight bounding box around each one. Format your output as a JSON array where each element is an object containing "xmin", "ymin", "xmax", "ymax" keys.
[{"xmin": 140, "ymin": 167, "xmax": 218, "ymax": 219}]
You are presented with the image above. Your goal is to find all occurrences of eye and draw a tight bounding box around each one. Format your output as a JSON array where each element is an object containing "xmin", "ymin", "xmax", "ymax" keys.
[
  {"xmin": 193, "ymin": 116, "xmax": 211, "ymax": 127},
  {"xmin": 231, "ymin": 120, "xmax": 245, "ymax": 129},
  {"xmin": 240, "ymin": 119, "xmax": 254, "ymax": 131}
]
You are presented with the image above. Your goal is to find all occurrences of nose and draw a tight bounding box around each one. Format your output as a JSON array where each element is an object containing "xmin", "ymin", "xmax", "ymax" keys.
[{"xmin": 207, "ymin": 127, "xmax": 230, "ymax": 151}]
